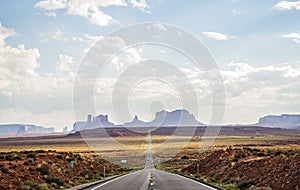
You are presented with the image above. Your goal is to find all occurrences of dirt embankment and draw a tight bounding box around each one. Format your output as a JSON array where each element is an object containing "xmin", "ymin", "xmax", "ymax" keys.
[
  {"xmin": 0, "ymin": 151, "xmax": 128, "ymax": 190},
  {"xmin": 183, "ymin": 148, "xmax": 300, "ymax": 190}
]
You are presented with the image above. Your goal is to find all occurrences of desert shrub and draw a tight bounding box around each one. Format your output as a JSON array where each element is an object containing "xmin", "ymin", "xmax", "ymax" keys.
[
  {"xmin": 66, "ymin": 158, "xmax": 73, "ymax": 162},
  {"xmin": 222, "ymin": 178, "xmax": 234, "ymax": 184},
  {"xmin": 56, "ymin": 154, "xmax": 63, "ymax": 159},
  {"xmin": 257, "ymin": 152, "xmax": 265, "ymax": 157},
  {"xmin": 209, "ymin": 173, "xmax": 221, "ymax": 183},
  {"xmin": 36, "ymin": 184, "xmax": 49, "ymax": 190},
  {"xmin": 118, "ymin": 167, "xmax": 131, "ymax": 172},
  {"xmin": 233, "ymin": 154, "xmax": 241, "ymax": 162},
  {"xmin": 5, "ymin": 154, "xmax": 15, "ymax": 161},
  {"xmin": 36, "ymin": 150, "xmax": 45, "ymax": 153},
  {"xmin": 274, "ymin": 151, "xmax": 282, "ymax": 156},
  {"xmin": 37, "ymin": 164, "xmax": 50, "ymax": 175},
  {"xmin": 22, "ymin": 180, "xmax": 49, "ymax": 190},
  {"xmin": 44, "ymin": 176, "xmax": 64, "ymax": 186},
  {"xmin": 80, "ymin": 169, "xmax": 90, "ymax": 177},
  {"xmin": 181, "ymin": 155, "xmax": 189, "ymax": 160},
  {"xmin": 27, "ymin": 152, "xmax": 36, "ymax": 159},
  {"xmin": 21, "ymin": 180, "xmax": 33, "ymax": 190},
  {"xmin": 0, "ymin": 166, "xmax": 9, "ymax": 173},
  {"xmin": 237, "ymin": 180, "xmax": 254, "ymax": 190},
  {"xmin": 15, "ymin": 155, "xmax": 23, "ymax": 160},
  {"xmin": 23, "ymin": 161, "xmax": 30, "ymax": 166}
]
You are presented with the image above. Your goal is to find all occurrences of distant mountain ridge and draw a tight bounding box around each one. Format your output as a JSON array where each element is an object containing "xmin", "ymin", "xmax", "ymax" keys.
[
  {"xmin": 73, "ymin": 109, "xmax": 204, "ymax": 131},
  {"xmin": 0, "ymin": 124, "xmax": 55, "ymax": 136},
  {"xmin": 124, "ymin": 109, "xmax": 204, "ymax": 127},
  {"xmin": 256, "ymin": 114, "xmax": 300, "ymax": 128}
]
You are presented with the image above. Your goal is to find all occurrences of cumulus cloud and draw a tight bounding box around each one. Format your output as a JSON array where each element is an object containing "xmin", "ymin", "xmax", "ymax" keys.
[
  {"xmin": 66, "ymin": 0, "xmax": 125, "ymax": 26},
  {"xmin": 34, "ymin": 0, "xmax": 67, "ymax": 10},
  {"xmin": 56, "ymin": 54, "xmax": 74, "ymax": 75},
  {"xmin": 0, "ymin": 23, "xmax": 16, "ymax": 46},
  {"xmin": 0, "ymin": 23, "xmax": 75, "ymax": 129},
  {"xmin": 202, "ymin": 32, "xmax": 236, "ymax": 40},
  {"xmin": 282, "ymin": 32, "xmax": 300, "ymax": 43},
  {"xmin": 218, "ymin": 61, "xmax": 300, "ymax": 123},
  {"xmin": 129, "ymin": 0, "xmax": 149, "ymax": 12},
  {"xmin": 34, "ymin": 0, "xmax": 150, "ymax": 26},
  {"xmin": 0, "ymin": 23, "xmax": 41, "ymax": 98},
  {"xmin": 274, "ymin": 1, "xmax": 300, "ymax": 10}
]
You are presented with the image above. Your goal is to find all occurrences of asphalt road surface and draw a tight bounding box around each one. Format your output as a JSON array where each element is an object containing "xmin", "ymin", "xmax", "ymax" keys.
[{"xmin": 84, "ymin": 131, "xmax": 217, "ymax": 190}]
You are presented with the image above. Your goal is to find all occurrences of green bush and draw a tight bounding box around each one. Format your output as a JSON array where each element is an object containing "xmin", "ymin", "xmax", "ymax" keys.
[
  {"xmin": 237, "ymin": 180, "xmax": 254, "ymax": 190},
  {"xmin": 0, "ymin": 167, "xmax": 9, "ymax": 173},
  {"xmin": 275, "ymin": 151, "xmax": 282, "ymax": 156},
  {"xmin": 181, "ymin": 155, "xmax": 189, "ymax": 160},
  {"xmin": 37, "ymin": 164, "xmax": 50, "ymax": 175},
  {"xmin": 80, "ymin": 169, "xmax": 91, "ymax": 179},
  {"xmin": 5, "ymin": 154, "xmax": 15, "ymax": 161},
  {"xmin": 22, "ymin": 180, "xmax": 49, "ymax": 190},
  {"xmin": 257, "ymin": 152, "xmax": 265, "ymax": 157},
  {"xmin": 23, "ymin": 161, "xmax": 30, "ymax": 166},
  {"xmin": 27, "ymin": 152, "xmax": 36, "ymax": 159},
  {"xmin": 44, "ymin": 176, "xmax": 64, "ymax": 186},
  {"xmin": 36, "ymin": 150, "xmax": 45, "ymax": 153},
  {"xmin": 56, "ymin": 154, "xmax": 63, "ymax": 159},
  {"xmin": 118, "ymin": 167, "xmax": 131, "ymax": 172}
]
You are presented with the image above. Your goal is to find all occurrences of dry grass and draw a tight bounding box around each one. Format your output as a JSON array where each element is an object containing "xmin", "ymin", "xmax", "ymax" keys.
[{"xmin": 0, "ymin": 135, "xmax": 299, "ymax": 165}]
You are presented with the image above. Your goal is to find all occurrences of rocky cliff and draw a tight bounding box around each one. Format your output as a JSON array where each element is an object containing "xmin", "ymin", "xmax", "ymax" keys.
[
  {"xmin": 257, "ymin": 114, "xmax": 300, "ymax": 128},
  {"xmin": 0, "ymin": 124, "xmax": 55, "ymax": 136}
]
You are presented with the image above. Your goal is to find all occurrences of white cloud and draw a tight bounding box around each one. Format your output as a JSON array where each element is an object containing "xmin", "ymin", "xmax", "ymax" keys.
[
  {"xmin": 44, "ymin": 12, "xmax": 57, "ymax": 17},
  {"xmin": 202, "ymin": 32, "xmax": 236, "ymax": 40},
  {"xmin": 34, "ymin": 0, "xmax": 67, "ymax": 10},
  {"xmin": 124, "ymin": 47, "xmax": 145, "ymax": 64},
  {"xmin": 0, "ymin": 23, "xmax": 75, "ymax": 130},
  {"xmin": 51, "ymin": 29, "xmax": 67, "ymax": 41},
  {"xmin": 0, "ymin": 23, "xmax": 16, "ymax": 46},
  {"xmin": 129, "ymin": 0, "xmax": 149, "ymax": 12},
  {"xmin": 274, "ymin": 1, "xmax": 300, "ymax": 10},
  {"xmin": 66, "ymin": 1, "xmax": 121, "ymax": 26},
  {"xmin": 282, "ymin": 32, "xmax": 300, "ymax": 43},
  {"xmin": 0, "ymin": 43, "xmax": 40, "ymax": 97},
  {"xmin": 34, "ymin": 0, "xmax": 149, "ymax": 26},
  {"xmin": 56, "ymin": 54, "xmax": 74, "ymax": 75},
  {"xmin": 219, "ymin": 61, "xmax": 300, "ymax": 123}
]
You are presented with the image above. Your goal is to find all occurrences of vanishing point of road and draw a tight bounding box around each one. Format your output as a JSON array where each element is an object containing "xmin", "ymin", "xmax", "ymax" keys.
[{"xmin": 84, "ymin": 131, "xmax": 217, "ymax": 190}]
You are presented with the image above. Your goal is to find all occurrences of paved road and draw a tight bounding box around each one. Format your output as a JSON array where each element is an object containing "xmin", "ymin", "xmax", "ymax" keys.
[{"xmin": 85, "ymin": 131, "xmax": 217, "ymax": 190}]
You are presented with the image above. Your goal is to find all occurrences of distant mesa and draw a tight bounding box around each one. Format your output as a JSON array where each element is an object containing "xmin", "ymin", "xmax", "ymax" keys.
[
  {"xmin": 62, "ymin": 126, "xmax": 68, "ymax": 133},
  {"xmin": 73, "ymin": 114, "xmax": 119, "ymax": 131},
  {"xmin": 0, "ymin": 124, "xmax": 55, "ymax": 136},
  {"xmin": 73, "ymin": 109, "xmax": 204, "ymax": 132},
  {"xmin": 256, "ymin": 114, "xmax": 300, "ymax": 129},
  {"xmin": 124, "ymin": 109, "xmax": 204, "ymax": 127}
]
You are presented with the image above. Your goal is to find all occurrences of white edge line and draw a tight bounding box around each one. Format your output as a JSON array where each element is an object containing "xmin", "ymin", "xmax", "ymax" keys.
[
  {"xmin": 90, "ymin": 170, "xmax": 142, "ymax": 190},
  {"xmin": 158, "ymin": 169, "xmax": 217, "ymax": 190}
]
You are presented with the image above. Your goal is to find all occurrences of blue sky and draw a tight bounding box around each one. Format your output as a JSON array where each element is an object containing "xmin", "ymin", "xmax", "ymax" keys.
[{"xmin": 0, "ymin": 0, "xmax": 300, "ymax": 131}]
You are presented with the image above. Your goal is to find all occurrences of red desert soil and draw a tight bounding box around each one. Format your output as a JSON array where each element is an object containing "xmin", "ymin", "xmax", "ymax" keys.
[
  {"xmin": 0, "ymin": 151, "xmax": 125, "ymax": 190},
  {"xmin": 183, "ymin": 149, "xmax": 300, "ymax": 190}
]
